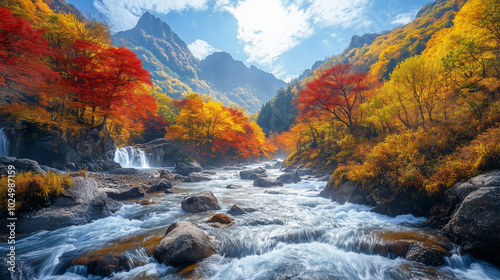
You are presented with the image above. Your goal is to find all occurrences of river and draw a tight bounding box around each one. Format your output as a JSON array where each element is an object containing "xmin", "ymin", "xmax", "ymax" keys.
[{"xmin": 3, "ymin": 161, "xmax": 500, "ymax": 279}]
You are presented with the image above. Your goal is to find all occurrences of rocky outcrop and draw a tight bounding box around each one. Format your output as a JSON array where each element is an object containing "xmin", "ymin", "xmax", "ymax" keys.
[
  {"xmin": 138, "ymin": 138, "xmax": 178, "ymax": 167},
  {"xmin": 16, "ymin": 177, "xmax": 121, "ymax": 233},
  {"xmin": 240, "ymin": 167, "xmax": 267, "ymax": 180},
  {"xmin": 5, "ymin": 123, "xmax": 118, "ymax": 171},
  {"xmin": 175, "ymin": 155, "xmax": 203, "ymax": 176},
  {"xmin": 442, "ymin": 171, "xmax": 500, "ymax": 265},
  {"xmin": 277, "ymin": 171, "xmax": 301, "ymax": 184},
  {"xmin": 320, "ymin": 179, "xmax": 373, "ymax": 205},
  {"xmin": 253, "ymin": 178, "xmax": 283, "ymax": 187},
  {"xmin": 0, "ymin": 157, "xmax": 45, "ymax": 174},
  {"xmin": 181, "ymin": 191, "xmax": 221, "ymax": 213},
  {"xmin": 153, "ymin": 221, "xmax": 215, "ymax": 266}
]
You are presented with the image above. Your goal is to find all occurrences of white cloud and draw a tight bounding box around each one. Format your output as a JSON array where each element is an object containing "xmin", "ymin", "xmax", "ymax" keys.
[
  {"xmin": 226, "ymin": 0, "xmax": 313, "ymax": 67},
  {"xmin": 306, "ymin": 0, "xmax": 372, "ymax": 29},
  {"xmin": 188, "ymin": 39, "xmax": 221, "ymax": 60},
  {"xmin": 94, "ymin": 0, "xmax": 211, "ymax": 32},
  {"xmin": 391, "ymin": 10, "xmax": 418, "ymax": 25},
  {"xmin": 226, "ymin": 0, "xmax": 372, "ymax": 77}
]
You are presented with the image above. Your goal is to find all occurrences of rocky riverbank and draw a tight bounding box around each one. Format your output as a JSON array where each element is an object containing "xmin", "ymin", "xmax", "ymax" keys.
[{"xmin": 320, "ymin": 170, "xmax": 500, "ymax": 266}]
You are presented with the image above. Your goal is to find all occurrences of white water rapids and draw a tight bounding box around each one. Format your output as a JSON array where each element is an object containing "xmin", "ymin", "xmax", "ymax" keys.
[{"xmin": 2, "ymin": 161, "xmax": 500, "ymax": 279}]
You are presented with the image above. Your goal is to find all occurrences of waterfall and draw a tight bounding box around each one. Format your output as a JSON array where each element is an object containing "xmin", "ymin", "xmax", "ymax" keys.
[
  {"xmin": 114, "ymin": 146, "xmax": 149, "ymax": 168},
  {"xmin": 0, "ymin": 128, "xmax": 9, "ymax": 157}
]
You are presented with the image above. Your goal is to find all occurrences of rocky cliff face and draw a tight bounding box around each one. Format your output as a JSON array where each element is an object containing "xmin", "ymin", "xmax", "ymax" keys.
[{"xmin": 5, "ymin": 122, "xmax": 118, "ymax": 171}]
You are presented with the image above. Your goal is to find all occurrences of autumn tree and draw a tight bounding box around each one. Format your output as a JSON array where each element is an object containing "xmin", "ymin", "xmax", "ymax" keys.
[
  {"xmin": 297, "ymin": 63, "xmax": 370, "ymax": 134},
  {"xmin": 0, "ymin": 7, "xmax": 57, "ymax": 92},
  {"xmin": 61, "ymin": 40, "xmax": 153, "ymax": 126}
]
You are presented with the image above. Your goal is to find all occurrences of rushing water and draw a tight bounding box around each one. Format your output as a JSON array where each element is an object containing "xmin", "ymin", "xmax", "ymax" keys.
[
  {"xmin": 3, "ymin": 162, "xmax": 500, "ymax": 280},
  {"xmin": 114, "ymin": 146, "xmax": 149, "ymax": 168},
  {"xmin": 0, "ymin": 128, "xmax": 9, "ymax": 157}
]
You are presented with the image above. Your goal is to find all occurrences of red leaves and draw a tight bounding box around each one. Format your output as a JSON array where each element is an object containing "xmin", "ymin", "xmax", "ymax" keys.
[
  {"xmin": 0, "ymin": 7, "xmax": 58, "ymax": 90},
  {"xmin": 61, "ymin": 39, "xmax": 153, "ymax": 125},
  {"xmin": 297, "ymin": 63, "xmax": 370, "ymax": 131}
]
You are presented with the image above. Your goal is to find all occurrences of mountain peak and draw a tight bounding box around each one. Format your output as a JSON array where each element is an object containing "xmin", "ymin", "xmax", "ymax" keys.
[{"xmin": 135, "ymin": 12, "xmax": 173, "ymax": 39}]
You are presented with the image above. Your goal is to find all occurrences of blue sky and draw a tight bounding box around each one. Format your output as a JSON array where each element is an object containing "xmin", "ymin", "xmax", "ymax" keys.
[{"xmin": 67, "ymin": 0, "xmax": 431, "ymax": 82}]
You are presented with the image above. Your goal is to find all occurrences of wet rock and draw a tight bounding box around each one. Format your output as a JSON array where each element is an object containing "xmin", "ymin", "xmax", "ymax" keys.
[
  {"xmin": 277, "ymin": 171, "xmax": 301, "ymax": 184},
  {"xmin": 175, "ymin": 156, "xmax": 203, "ymax": 176},
  {"xmin": 139, "ymin": 138, "xmax": 178, "ymax": 167},
  {"xmin": 202, "ymin": 170, "xmax": 217, "ymax": 175},
  {"xmin": 227, "ymin": 204, "xmax": 247, "ymax": 215},
  {"xmin": 273, "ymin": 161, "xmax": 282, "ymax": 168},
  {"xmin": 226, "ymin": 184, "xmax": 243, "ymax": 189},
  {"xmin": 317, "ymin": 175, "xmax": 331, "ymax": 182},
  {"xmin": 405, "ymin": 242, "xmax": 445, "ymax": 266},
  {"xmin": 0, "ymin": 157, "xmax": 45, "ymax": 174},
  {"xmin": 188, "ymin": 172, "xmax": 212, "ymax": 182},
  {"xmin": 16, "ymin": 195, "xmax": 121, "ymax": 233},
  {"xmin": 240, "ymin": 167, "xmax": 267, "ymax": 180},
  {"xmin": 0, "ymin": 257, "xmax": 31, "ymax": 280},
  {"xmin": 107, "ymin": 168, "xmax": 139, "ymax": 175},
  {"xmin": 296, "ymin": 168, "xmax": 314, "ymax": 176},
  {"xmin": 85, "ymin": 254, "xmax": 132, "ymax": 277},
  {"xmin": 174, "ymin": 174, "xmax": 189, "ymax": 181},
  {"xmin": 253, "ymin": 178, "xmax": 283, "ymax": 187},
  {"xmin": 264, "ymin": 164, "xmax": 273, "ymax": 169},
  {"xmin": 138, "ymin": 169, "xmax": 161, "ymax": 179},
  {"xmin": 106, "ymin": 186, "xmax": 145, "ymax": 200},
  {"xmin": 181, "ymin": 191, "xmax": 221, "ymax": 213},
  {"xmin": 147, "ymin": 179, "xmax": 173, "ymax": 193},
  {"xmin": 53, "ymin": 177, "xmax": 100, "ymax": 207},
  {"xmin": 153, "ymin": 221, "xmax": 215, "ymax": 266},
  {"xmin": 443, "ymin": 171, "xmax": 500, "ymax": 265},
  {"xmin": 320, "ymin": 179, "xmax": 372, "ymax": 205},
  {"xmin": 208, "ymin": 213, "xmax": 232, "ymax": 224}
]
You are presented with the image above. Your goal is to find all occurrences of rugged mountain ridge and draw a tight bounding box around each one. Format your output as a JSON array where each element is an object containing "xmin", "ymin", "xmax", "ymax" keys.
[{"xmin": 113, "ymin": 13, "xmax": 286, "ymax": 113}]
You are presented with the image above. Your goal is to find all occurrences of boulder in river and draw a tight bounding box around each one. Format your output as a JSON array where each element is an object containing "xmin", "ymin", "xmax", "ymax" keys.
[
  {"xmin": 227, "ymin": 204, "xmax": 247, "ymax": 215},
  {"xmin": 181, "ymin": 191, "xmax": 221, "ymax": 213},
  {"xmin": 277, "ymin": 171, "xmax": 301, "ymax": 184},
  {"xmin": 240, "ymin": 167, "xmax": 267, "ymax": 180},
  {"xmin": 320, "ymin": 179, "xmax": 372, "ymax": 205},
  {"xmin": 106, "ymin": 186, "xmax": 145, "ymax": 200},
  {"xmin": 175, "ymin": 155, "xmax": 203, "ymax": 176},
  {"xmin": 443, "ymin": 170, "xmax": 500, "ymax": 266},
  {"xmin": 153, "ymin": 221, "xmax": 215, "ymax": 266},
  {"xmin": 147, "ymin": 179, "xmax": 173, "ymax": 193},
  {"xmin": 187, "ymin": 172, "xmax": 212, "ymax": 182},
  {"xmin": 226, "ymin": 184, "xmax": 243, "ymax": 189},
  {"xmin": 208, "ymin": 213, "xmax": 232, "ymax": 224},
  {"xmin": 253, "ymin": 178, "xmax": 283, "ymax": 187}
]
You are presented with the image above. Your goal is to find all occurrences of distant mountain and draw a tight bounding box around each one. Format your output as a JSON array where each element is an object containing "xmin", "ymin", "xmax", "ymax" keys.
[{"xmin": 112, "ymin": 12, "xmax": 285, "ymax": 113}]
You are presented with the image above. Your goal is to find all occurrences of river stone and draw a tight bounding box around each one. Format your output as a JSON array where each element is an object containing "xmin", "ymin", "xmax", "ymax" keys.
[
  {"xmin": 253, "ymin": 178, "xmax": 283, "ymax": 187},
  {"xmin": 181, "ymin": 191, "xmax": 221, "ymax": 213},
  {"xmin": 0, "ymin": 257, "xmax": 31, "ymax": 280},
  {"xmin": 320, "ymin": 179, "xmax": 372, "ymax": 205},
  {"xmin": 147, "ymin": 179, "xmax": 173, "ymax": 193},
  {"xmin": 208, "ymin": 213, "xmax": 232, "ymax": 224},
  {"xmin": 277, "ymin": 171, "xmax": 301, "ymax": 184},
  {"xmin": 405, "ymin": 242, "xmax": 445, "ymax": 266},
  {"xmin": 106, "ymin": 186, "xmax": 145, "ymax": 200},
  {"xmin": 240, "ymin": 167, "xmax": 267, "ymax": 180},
  {"xmin": 188, "ymin": 172, "xmax": 212, "ymax": 182},
  {"xmin": 227, "ymin": 204, "xmax": 247, "ymax": 215},
  {"xmin": 226, "ymin": 184, "xmax": 243, "ymax": 189},
  {"xmin": 53, "ymin": 177, "xmax": 100, "ymax": 207},
  {"xmin": 153, "ymin": 222, "xmax": 215, "ymax": 266},
  {"xmin": 175, "ymin": 157, "xmax": 203, "ymax": 176},
  {"xmin": 443, "ymin": 185, "xmax": 500, "ymax": 265}
]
